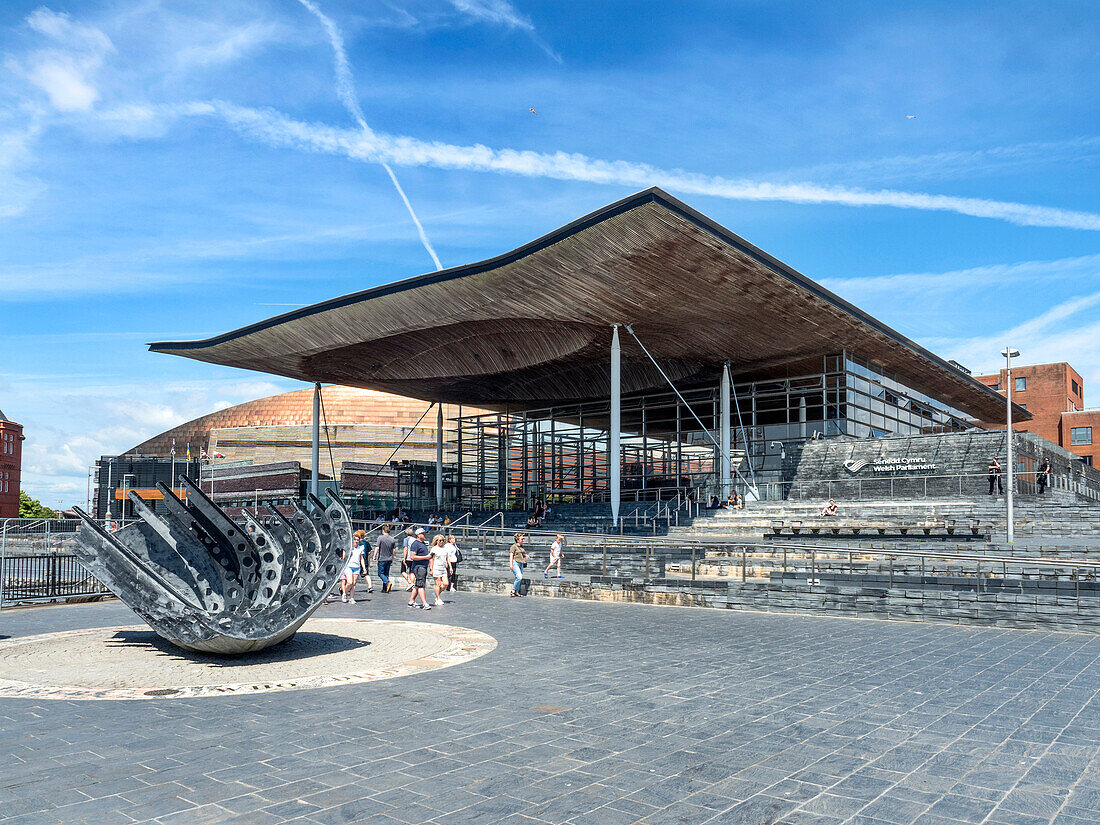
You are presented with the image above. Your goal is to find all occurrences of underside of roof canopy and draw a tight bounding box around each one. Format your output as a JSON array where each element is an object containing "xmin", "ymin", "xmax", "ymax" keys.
[{"xmin": 150, "ymin": 187, "xmax": 1022, "ymax": 424}]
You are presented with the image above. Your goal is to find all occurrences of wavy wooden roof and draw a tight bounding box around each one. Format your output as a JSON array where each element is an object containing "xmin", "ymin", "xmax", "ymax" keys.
[{"xmin": 150, "ymin": 187, "xmax": 1021, "ymax": 423}]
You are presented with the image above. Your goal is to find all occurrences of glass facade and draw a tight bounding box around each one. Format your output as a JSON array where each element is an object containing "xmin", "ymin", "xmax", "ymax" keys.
[{"xmin": 451, "ymin": 351, "xmax": 973, "ymax": 508}]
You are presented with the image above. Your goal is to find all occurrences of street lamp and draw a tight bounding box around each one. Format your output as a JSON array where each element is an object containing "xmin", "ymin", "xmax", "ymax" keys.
[{"xmin": 1002, "ymin": 347, "xmax": 1020, "ymax": 544}]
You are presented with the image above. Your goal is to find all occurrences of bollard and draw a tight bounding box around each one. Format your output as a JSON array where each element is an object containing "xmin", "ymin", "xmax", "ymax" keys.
[
  {"xmin": 691, "ymin": 547, "xmax": 696, "ymax": 582},
  {"xmin": 741, "ymin": 547, "xmax": 746, "ymax": 582},
  {"xmin": 602, "ymin": 545, "xmax": 607, "ymax": 576}
]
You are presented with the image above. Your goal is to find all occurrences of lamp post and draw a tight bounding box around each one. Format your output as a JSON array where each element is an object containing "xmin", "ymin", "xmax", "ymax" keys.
[
  {"xmin": 1002, "ymin": 346, "xmax": 1020, "ymax": 545},
  {"xmin": 121, "ymin": 473, "xmax": 135, "ymax": 524}
]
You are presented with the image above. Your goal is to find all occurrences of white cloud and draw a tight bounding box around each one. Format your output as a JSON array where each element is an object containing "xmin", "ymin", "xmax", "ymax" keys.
[
  {"xmin": 126, "ymin": 99, "xmax": 1100, "ymax": 232},
  {"xmin": 174, "ymin": 20, "xmax": 288, "ymax": 69},
  {"xmin": 821, "ymin": 253, "xmax": 1100, "ymax": 299},
  {"xmin": 12, "ymin": 7, "xmax": 115, "ymax": 112},
  {"xmin": 15, "ymin": 377, "xmax": 290, "ymax": 506},
  {"xmin": 448, "ymin": 0, "xmax": 561, "ymax": 63},
  {"xmin": 927, "ymin": 292, "xmax": 1100, "ymax": 388}
]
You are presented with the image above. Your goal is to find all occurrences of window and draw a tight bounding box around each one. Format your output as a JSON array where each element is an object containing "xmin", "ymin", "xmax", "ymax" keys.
[
  {"xmin": 1071, "ymin": 427, "xmax": 1093, "ymax": 446},
  {"xmin": 1072, "ymin": 380, "xmax": 1080, "ymax": 396},
  {"xmin": 1015, "ymin": 376, "xmax": 1026, "ymax": 392}
]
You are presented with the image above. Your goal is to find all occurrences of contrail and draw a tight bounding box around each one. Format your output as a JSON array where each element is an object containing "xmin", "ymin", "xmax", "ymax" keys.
[{"xmin": 295, "ymin": 0, "xmax": 443, "ymax": 271}]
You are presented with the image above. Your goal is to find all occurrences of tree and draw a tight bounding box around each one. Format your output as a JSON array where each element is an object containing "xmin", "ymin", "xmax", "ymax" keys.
[{"xmin": 19, "ymin": 490, "xmax": 56, "ymax": 519}]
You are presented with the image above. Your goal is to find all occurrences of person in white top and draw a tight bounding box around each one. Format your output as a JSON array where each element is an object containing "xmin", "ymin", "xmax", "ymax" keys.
[
  {"xmin": 429, "ymin": 534, "xmax": 453, "ymax": 605},
  {"xmin": 340, "ymin": 530, "xmax": 368, "ymax": 604},
  {"xmin": 543, "ymin": 534, "xmax": 564, "ymax": 578},
  {"xmin": 444, "ymin": 534, "xmax": 461, "ymax": 592}
]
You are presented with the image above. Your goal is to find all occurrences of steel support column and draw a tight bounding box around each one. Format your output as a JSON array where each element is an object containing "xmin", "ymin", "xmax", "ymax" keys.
[
  {"xmin": 610, "ymin": 325, "xmax": 621, "ymax": 526},
  {"xmin": 436, "ymin": 404, "xmax": 444, "ymax": 508},
  {"xmin": 311, "ymin": 383, "xmax": 320, "ymax": 499},
  {"xmin": 720, "ymin": 364, "xmax": 732, "ymax": 499}
]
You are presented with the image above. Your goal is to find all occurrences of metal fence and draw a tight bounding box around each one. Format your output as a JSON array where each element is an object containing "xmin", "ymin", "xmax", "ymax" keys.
[{"xmin": 0, "ymin": 518, "xmax": 125, "ymax": 607}]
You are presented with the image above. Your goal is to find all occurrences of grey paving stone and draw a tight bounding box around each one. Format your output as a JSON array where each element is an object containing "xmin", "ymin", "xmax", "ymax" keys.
[{"xmin": 2, "ymin": 596, "xmax": 1100, "ymax": 825}]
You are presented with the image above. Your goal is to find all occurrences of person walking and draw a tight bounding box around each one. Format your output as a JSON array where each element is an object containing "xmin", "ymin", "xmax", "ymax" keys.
[
  {"xmin": 374, "ymin": 523, "xmax": 396, "ymax": 592},
  {"xmin": 544, "ymin": 534, "xmax": 564, "ymax": 578},
  {"xmin": 356, "ymin": 529, "xmax": 374, "ymax": 594},
  {"xmin": 400, "ymin": 527, "xmax": 416, "ymax": 592},
  {"xmin": 430, "ymin": 534, "xmax": 452, "ymax": 606},
  {"xmin": 444, "ymin": 533, "xmax": 461, "ymax": 592},
  {"xmin": 508, "ymin": 533, "xmax": 529, "ymax": 598},
  {"xmin": 406, "ymin": 527, "xmax": 432, "ymax": 609},
  {"xmin": 1037, "ymin": 457, "xmax": 1053, "ymax": 495},
  {"xmin": 340, "ymin": 530, "xmax": 368, "ymax": 604},
  {"xmin": 987, "ymin": 456, "xmax": 1004, "ymax": 495}
]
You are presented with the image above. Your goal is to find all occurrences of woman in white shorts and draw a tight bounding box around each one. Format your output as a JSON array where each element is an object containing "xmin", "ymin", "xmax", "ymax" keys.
[
  {"xmin": 429, "ymin": 534, "xmax": 451, "ymax": 606},
  {"xmin": 340, "ymin": 530, "xmax": 368, "ymax": 604},
  {"xmin": 543, "ymin": 534, "xmax": 564, "ymax": 578}
]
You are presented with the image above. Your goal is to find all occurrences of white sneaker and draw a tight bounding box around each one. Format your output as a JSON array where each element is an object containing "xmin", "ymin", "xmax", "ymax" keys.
[
  {"xmin": 434, "ymin": 599, "xmax": 444, "ymax": 606},
  {"xmin": 348, "ymin": 598, "xmax": 356, "ymax": 605},
  {"xmin": 340, "ymin": 595, "xmax": 347, "ymax": 603}
]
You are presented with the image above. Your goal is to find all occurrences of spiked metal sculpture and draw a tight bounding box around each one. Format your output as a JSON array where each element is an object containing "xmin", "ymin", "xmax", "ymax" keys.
[{"xmin": 72, "ymin": 478, "xmax": 348, "ymax": 654}]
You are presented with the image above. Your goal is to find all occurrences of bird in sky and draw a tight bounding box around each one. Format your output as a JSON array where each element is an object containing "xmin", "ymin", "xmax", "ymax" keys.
[
  {"xmin": 906, "ymin": 115, "xmax": 917, "ymax": 119},
  {"xmin": 529, "ymin": 108, "xmax": 537, "ymax": 115}
]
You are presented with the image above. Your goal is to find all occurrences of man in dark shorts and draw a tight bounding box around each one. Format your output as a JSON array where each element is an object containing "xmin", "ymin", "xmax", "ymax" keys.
[
  {"xmin": 406, "ymin": 527, "xmax": 432, "ymax": 609},
  {"xmin": 375, "ymin": 524, "xmax": 396, "ymax": 592}
]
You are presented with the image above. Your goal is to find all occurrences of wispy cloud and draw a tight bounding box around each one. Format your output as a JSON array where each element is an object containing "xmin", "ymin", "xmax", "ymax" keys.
[
  {"xmin": 822, "ymin": 253, "xmax": 1100, "ymax": 298},
  {"xmin": 770, "ymin": 137, "xmax": 1100, "ymax": 187},
  {"xmin": 117, "ymin": 99, "xmax": 1100, "ymax": 232},
  {"xmin": 295, "ymin": 0, "xmax": 443, "ymax": 271},
  {"xmin": 0, "ymin": 114, "xmax": 46, "ymax": 216},
  {"xmin": 927, "ymin": 291, "xmax": 1100, "ymax": 384},
  {"xmin": 448, "ymin": 0, "xmax": 561, "ymax": 63},
  {"xmin": 174, "ymin": 20, "xmax": 289, "ymax": 69},
  {"xmin": 8, "ymin": 7, "xmax": 115, "ymax": 112}
]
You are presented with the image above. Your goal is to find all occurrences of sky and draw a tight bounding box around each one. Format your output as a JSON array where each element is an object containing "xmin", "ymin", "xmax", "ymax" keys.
[{"xmin": 2, "ymin": 0, "xmax": 1099, "ymax": 509}]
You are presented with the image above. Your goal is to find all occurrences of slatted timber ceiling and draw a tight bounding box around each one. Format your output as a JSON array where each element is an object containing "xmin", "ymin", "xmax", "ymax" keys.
[{"xmin": 149, "ymin": 187, "xmax": 1020, "ymax": 423}]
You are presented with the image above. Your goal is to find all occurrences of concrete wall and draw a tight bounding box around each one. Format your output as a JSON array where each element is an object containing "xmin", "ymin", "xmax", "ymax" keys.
[{"xmin": 785, "ymin": 429, "xmax": 1100, "ymax": 502}]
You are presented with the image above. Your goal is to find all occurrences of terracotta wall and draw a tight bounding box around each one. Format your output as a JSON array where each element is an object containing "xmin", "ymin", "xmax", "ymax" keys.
[{"xmin": 0, "ymin": 418, "xmax": 22, "ymax": 518}]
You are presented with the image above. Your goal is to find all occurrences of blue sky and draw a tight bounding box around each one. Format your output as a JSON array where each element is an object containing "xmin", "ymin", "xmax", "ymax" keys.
[{"xmin": 2, "ymin": 0, "xmax": 1099, "ymax": 507}]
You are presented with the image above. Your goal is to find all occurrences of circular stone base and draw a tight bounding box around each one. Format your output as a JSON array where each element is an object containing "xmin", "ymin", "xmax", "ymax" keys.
[{"xmin": 0, "ymin": 618, "xmax": 495, "ymax": 700}]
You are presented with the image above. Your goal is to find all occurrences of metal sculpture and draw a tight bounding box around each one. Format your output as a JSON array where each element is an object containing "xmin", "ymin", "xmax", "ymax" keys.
[{"xmin": 72, "ymin": 478, "xmax": 348, "ymax": 654}]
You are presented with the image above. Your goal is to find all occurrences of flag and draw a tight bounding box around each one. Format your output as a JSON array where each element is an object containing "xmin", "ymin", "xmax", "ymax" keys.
[
  {"xmin": 200, "ymin": 448, "xmax": 208, "ymax": 460},
  {"xmin": 213, "ymin": 452, "xmax": 225, "ymax": 459},
  {"xmin": 186, "ymin": 444, "xmax": 191, "ymax": 461},
  {"xmin": 171, "ymin": 439, "xmax": 176, "ymax": 456}
]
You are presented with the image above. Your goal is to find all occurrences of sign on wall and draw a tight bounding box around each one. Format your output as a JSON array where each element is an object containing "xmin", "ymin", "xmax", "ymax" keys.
[{"xmin": 843, "ymin": 457, "xmax": 937, "ymax": 474}]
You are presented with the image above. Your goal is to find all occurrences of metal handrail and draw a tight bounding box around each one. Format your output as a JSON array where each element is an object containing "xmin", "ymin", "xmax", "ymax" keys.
[
  {"xmin": 760, "ymin": 469, "xmax": 1100, "ymax": 503},
  {"xmin": 760, "ymin": 540, "xmax": 1100, "ymax": 570},
  {"xmin": 474, "ymin": 511, "xmax": 505, "ymax": 529}
]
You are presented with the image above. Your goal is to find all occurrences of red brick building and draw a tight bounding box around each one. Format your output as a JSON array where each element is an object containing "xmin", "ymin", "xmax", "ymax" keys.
[
  {"xmin": 0, "ymin": 409, "xmax": 24, "ymax": 518},
  {"xmin": 975, "ymin": 362, "xmax": 1100, "ymax": 466}
]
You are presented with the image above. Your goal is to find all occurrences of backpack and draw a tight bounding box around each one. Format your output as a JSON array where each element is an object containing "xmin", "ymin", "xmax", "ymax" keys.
[{"xmin": 455, "ymin": 548, "xmax": 464, "ymax": 563}]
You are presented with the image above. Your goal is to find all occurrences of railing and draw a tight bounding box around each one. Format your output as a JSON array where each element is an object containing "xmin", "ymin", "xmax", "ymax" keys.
[
  {"xmin": 674, "ymin": 540, "xmax": 1100, "ymax": 601},
  {"xmin": 756, "ymin": 470, "xmax": 1100, "ymax": 503},
  {"xmin": 1, "ymin": 553, "xmax": 111, "ymax": 605}
]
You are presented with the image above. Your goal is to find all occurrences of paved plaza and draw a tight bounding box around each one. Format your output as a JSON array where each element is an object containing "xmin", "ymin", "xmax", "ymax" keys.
[{"xmin": 3, "ymin": 593, "xmax": 1100, "ymax": 825}]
